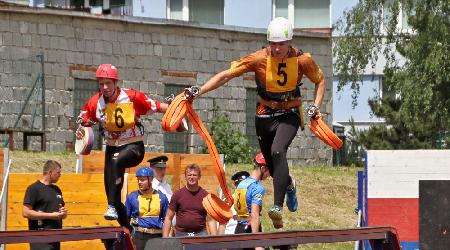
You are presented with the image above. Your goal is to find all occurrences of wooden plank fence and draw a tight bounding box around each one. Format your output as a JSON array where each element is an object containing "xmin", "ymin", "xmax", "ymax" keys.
[
  {"xmin": 80, "ymin": 151, "xmax": 220, "ymax": 195},
  {"xmin": 3, "ymin": 151, "xmax": 222, "ymax": 250}
]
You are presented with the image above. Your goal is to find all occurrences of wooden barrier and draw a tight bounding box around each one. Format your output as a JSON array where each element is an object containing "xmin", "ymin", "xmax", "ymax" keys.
[
  {"xmin": 0, "ymin": 226, "xmax": 401, "ymax": 250},
  {"xmin": 0, "ymin": 148, "xmax": 4, "ymax": 226},
  {"xmin": 0, "ymin": 148, "xmax": 4, "ymax": 193},
  {"xmin": 148, "ymin": 227, "xmax": 401, "ymax": 250},
  {"xmin": 80, "ymin": 151, "xmax": 220, "ymax": 195},
  {"xmin": 0, "ymin": 227, "xmax": 133, "ymax": 250},
  {"xmin": 5, "ymin": 149, "xmax": 223, "ymax": 250}
]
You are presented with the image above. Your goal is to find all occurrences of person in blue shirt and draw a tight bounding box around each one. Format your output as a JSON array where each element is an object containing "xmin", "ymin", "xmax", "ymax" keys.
[
  {"xmin": 125, "ymin": 166, "xmax": 169, "ymax": 250},
  {"xmin": 234, "ymin": 153, "xmax": 270, "ymax": 250},
  {"xmin": 218, "ymin": 171, "xmax": 251, "ymax": 235}
]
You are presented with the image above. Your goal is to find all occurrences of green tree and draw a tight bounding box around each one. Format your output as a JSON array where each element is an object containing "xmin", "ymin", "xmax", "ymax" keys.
[
  {"xmin": 343, "ymin": 118, "xmax": 365, "ymax": 166},
  {"xmin": 334, "ymin": 0, "xmax": 449, "ymax": 149},
  {"xmin": 204, "ymin": 108, "xmax": 253, "ymax": 164}
]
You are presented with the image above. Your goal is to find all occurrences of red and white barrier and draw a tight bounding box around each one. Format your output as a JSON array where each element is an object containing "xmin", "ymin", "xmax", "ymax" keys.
[{"xmin": 365, "ymin": 150, "xmax": 450, "ymax": 250}]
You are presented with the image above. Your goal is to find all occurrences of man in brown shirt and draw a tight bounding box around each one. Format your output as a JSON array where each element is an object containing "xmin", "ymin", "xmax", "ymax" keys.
[{"xmin": 162, "ymin": 164, "xmax": 217, "ymax": 237}]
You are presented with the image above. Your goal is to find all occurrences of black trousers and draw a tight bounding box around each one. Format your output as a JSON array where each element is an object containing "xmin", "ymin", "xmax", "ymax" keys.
[
  {"xmin": 30, "ymin": 242, "xmax": 60, "ymax": 250},
  {"xmin": 132, "ymin": 232, "xmax": 162, "ymax": 250},
  {"xmin": 104, "ymin": 141, "xmax": 144, "ymax": 230},
  {"xmin": 255, "ymin": 112, "xmax": 298, "ymax": 207},
  {"xmin": 234, "ymin": 223, "xmax": 263, "ymax": 250}
]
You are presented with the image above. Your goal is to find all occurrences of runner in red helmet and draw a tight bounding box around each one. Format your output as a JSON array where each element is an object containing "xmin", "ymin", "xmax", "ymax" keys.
[{"xmin": 75, "ymin": 64, "xmax": 174, "ymax": 233}]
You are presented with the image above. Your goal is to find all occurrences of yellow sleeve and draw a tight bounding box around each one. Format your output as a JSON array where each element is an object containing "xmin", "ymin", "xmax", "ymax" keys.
[{"xmin": 298, "ymin": 53, "xmax": 324, "ymax": 84}]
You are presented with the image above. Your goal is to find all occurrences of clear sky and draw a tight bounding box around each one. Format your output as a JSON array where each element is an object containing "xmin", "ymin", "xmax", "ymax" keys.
[{"xmin": 332, "ymin": 0, "xmax": 359, "ymax": 25}]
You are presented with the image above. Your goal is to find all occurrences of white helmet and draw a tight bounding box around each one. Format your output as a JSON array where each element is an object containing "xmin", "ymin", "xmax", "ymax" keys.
[{"xmin": 267, "ymin": 17, "xmax": 293, "ymax": 42}]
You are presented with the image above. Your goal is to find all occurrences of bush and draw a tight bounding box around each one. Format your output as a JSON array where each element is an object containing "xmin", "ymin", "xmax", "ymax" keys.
[{"xmin": 205, "ymin": 112, "xmax": 253, "ymax": 164}]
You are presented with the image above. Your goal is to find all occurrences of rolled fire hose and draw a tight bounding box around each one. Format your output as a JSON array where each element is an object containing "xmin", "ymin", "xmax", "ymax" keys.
[
  {"xmin": 308, "ymin": 116, "xmax": 343, "ymax": 150},
  {"xmin": 161, "ymin": 93, "xmax": 233, "ymax": 224}
]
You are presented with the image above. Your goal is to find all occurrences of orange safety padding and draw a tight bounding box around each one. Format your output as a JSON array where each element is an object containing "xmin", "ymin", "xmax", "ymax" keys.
[
  {"xmin": 162, "ymin": 93, "xmax": 233, "ymax": 224},
  {"xmin": 308, "ymin": 116, "xmax": 343, "ymax": 150}
]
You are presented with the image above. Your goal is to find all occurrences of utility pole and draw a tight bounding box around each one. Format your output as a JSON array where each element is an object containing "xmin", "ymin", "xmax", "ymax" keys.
[{"xmin": 38, "ymin": 52, "xmax": 46, "ymax": 151}]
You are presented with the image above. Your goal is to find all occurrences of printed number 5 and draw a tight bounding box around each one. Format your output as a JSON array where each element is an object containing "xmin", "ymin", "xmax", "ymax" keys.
[
  {"xmin": 114, "ymin": 108, "xmax": 124, "ymax": 128},
  {"xmin": 277, "ymin": 63, "xmax": 287, "ymax": 86}
]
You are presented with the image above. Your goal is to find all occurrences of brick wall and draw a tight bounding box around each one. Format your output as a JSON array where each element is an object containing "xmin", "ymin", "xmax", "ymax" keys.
[{"xmin": 0, "ymin": 6, "xmax": 333, "ymax": 165}]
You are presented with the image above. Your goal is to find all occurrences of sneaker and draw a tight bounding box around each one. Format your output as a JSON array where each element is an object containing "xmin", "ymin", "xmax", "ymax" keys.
[
  {"xmin": 286, "ymin": 177, "xmax": 298, "ymax": 212},
  {"xmin": 268, "ymin": 205, "xmax": 283, "ymax": 229},
  {"xmin": 104, "ymin": 205, "xmax": 118, "ymax": 220}
]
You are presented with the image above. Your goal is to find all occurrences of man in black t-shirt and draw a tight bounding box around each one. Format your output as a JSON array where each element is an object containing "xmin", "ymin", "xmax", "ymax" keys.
[{"xmin": 23, "ymin": 160, "xmax": 67, "ymax": 250}]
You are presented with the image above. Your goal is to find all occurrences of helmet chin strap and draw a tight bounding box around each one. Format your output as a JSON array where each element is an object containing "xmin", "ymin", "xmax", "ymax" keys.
[
  {"xmin": 103, "ymin": 86, "xmax": 119, "ymax": 102},
  {"xmin": 281, "ymin": 46, "xmax": 292, "ymax": 62}
]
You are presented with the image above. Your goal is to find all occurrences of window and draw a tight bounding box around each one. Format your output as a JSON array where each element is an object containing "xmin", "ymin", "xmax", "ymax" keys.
[
  {"xmin": 110, "ymin": 0, "xmax": 125, "ymax": 7},
  {"xmin": 273, "ymin": 0, "xmax": 331, "ymax": 29},
  {"xmin": 294, "ymin": 0, "xmax": 330, "ymax": 28},
  {"xmin": 168, "ymin": 0, "xmax": 224, "ymax": 25},
  {"xmin": 168, "ymin": 0, "xmax": 184, "ymax": 20},
  {"xmin": 380, "ymin": 76, "xmax": 398, "ymax": 100},
  {"xmin": 401, "ymin": 9, "xmax": 410, "ymax": 30},
  {"xmin": 245, "ymin": 88, "xmax": 259, "ymax": 150},
  {"xmin": 274, "ymin": 0, "xmax": 289, "ymax": 19},
  {"xmin": 89, "ymin": 0, "xmax": 103, "ymax": 6},
  {"xmin": 383, "ymin": 0, "xmax": 414, "ymax": 32},
  {"xmin": 163, "ymin": 85, "xmax": 189, "ymax": 153},
  {"xmin": 73, "ymin": 79, "xmax": 103, "ymax": 150},
  {"xmin": 189, "ymin": 0, "xmax": 223, "ymax": 25},
  {"xmin": 88, "ymin": 0, "xmax": 125, "ymax": 7}
]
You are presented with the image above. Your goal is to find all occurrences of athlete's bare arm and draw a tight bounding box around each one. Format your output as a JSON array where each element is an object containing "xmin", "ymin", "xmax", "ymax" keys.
[{"xmin": 200, "ymin": 69, "xmax": 234, "ymax": 96}]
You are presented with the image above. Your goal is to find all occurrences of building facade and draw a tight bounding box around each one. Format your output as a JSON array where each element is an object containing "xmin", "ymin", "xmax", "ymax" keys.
[{"xmin": 0, "ymin": 2, "xmax": 333, "ymax": 165}]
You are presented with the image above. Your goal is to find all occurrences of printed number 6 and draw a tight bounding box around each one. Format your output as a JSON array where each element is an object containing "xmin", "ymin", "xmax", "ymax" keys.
[
  {"xmin": 114, "ymin": 108, "xmax": 124, "ymax": 128},
  {"xmin": 277, "ymin": 63, "xmax": 287, "ymax": 86},
  {"xmin": 236, "ymin": 193, "xmax": 241, "ymax": 210}
]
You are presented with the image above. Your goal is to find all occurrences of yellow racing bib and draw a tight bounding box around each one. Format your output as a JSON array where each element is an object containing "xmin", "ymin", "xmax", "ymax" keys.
[
  {"xmin": 265, "ymin": 56, "xmax": 298, "ymax": 93},
  {"xmin": 234, "ymin": 189, "xmax": 250, "ymax": 218},
  {"xmin": 104, "ymin": 102, "xmax": 136, "ymax": 132},
  {"xmin": 138, "ymin": 193, "xmax": 161, "ymax": 217}
]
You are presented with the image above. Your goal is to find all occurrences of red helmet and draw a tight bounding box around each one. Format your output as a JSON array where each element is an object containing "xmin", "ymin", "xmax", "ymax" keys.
[
  {"xmin": 254, "ymin": 152, "xmax": 266, "ymax": 166},
  {"xmin": 96, "ymin": 64, "xmax": 118, "ymax": 80}
]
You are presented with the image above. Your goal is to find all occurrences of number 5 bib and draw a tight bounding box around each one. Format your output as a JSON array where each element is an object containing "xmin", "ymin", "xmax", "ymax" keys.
[
  {"xmin": 104, "ymin": 102, "xmax": 136, "ymax": 132},
  {"xmin": 265, "ymin": 56, "xmax": 298, "ymax": 93}
]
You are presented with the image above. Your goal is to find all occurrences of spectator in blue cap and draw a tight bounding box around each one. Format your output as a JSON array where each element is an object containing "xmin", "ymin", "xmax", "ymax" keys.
[{"xmin": 125, "ymin": 166, "xmax": 169, "ymax": 250}]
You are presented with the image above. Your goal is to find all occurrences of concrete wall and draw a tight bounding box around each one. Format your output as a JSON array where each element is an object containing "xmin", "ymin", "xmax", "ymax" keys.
[{"xmin": 0, "ymin": 5, "xmax": 333, "ymax": 165}]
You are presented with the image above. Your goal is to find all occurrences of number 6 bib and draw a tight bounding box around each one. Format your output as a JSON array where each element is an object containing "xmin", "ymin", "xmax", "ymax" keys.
[{"xmin": 105, "ymin": 102, "xmax": 136, "ymax": 132}]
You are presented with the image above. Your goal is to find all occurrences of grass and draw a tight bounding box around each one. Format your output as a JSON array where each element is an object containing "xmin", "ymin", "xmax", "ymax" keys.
[
  {"xmin": 225, "ymin": 164, "xmax": 361, "ymax": 250},
  {"xmin": 9, "ymin": 150, "xmax": 77, "ymax": 173},
  {"xmin": 8, "ymin": 150, "xmax": 361, "ymax": 249}
]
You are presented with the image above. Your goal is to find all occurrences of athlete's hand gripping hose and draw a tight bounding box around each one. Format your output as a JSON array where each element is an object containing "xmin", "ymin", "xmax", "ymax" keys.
[
  {"xmin": 306, "ymin": 104, "xmax": 320, "ymax": 118},
  {"xmin": 184, "ymin": 86, "xmax": 201, "ymax": 100}
]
